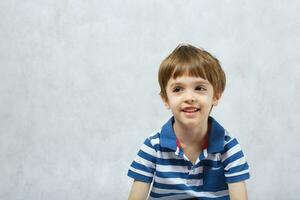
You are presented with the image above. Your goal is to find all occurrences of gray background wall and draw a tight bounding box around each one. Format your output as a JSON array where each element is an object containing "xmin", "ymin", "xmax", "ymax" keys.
[{"xmin": 1, "ymin": 0, "xmax": 299, "ymax": 199}]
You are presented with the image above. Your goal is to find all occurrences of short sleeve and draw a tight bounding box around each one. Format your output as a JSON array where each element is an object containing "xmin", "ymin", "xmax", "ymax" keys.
[
  {"xmin": 127, "ymin": 136, "xmax": 157, "ymax": 183},
  {"xmin": 221, "ymin": 135, "xmax": 250, "ymax": 183}
]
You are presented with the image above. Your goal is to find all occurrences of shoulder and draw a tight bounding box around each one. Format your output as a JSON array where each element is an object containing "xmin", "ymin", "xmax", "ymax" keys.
[
  {"xmin": 224, "ymin": 129, "xmax": 235, "ymax": 144},
  {"xmin": 222, "ymin": 130, "xmax": 243, "ymax": 153},
  {"xmin": 143, "ymin": 130, "xmax": 162, "ymax": 151},
  {"xmin": 221, "ymin": 130, "xmax": 248, "ymax": 166},
  {"xmin": 147, "ymin": 130, "xmax": 161, "ymax": 143},
  {"xmin": 147, "ymin": 130, "xmax": 161, "ymax": 141}
]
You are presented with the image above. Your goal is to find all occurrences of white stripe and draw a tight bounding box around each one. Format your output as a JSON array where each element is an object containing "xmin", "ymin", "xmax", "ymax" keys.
[
  {"xmin": 141, "ymin": 143, "xmax": 183, "ymax": 160},
  {"xmin": 147, "ymin": 148, "xmax": 221, "ymax": 162},
  {"xmin": 129, "ymin": 166, "xmax": 153, "ymax": 178},
  {"xmin": 226, "ymin": 169, "xmax": 250, "ymax": 177},
  {"xmin": 203, "ymin": 148, "xmax": 208, "ymax": 158},
  {"xmin": 224, "ymin": 129, "xmax": 230, "ymax": 137},
  {"xmin": 156, "ymin": 164, "xmax": 189, "ymax": 173},
  {"xmin": 156, "ymin": 164, "xmax": 204, "ymax": 173},
  {"xmin": 151, "ymin": 187, "xmax": 229, "ymax": 198},
  {"xmin": 151, "ymin": 187, "xmax": 188, "ymax": 195},
  {"xmin": 155, "ymin": 176, "xmax": 203, "ymax": 186},
  {"xmin": 190, "ymin": 166, "xmax": 204, "ymax": 174},
  {"xmin": 150, "ymin": 137, "xmax": 160, "ymax": 146},
  {"xmin": 157, "ymin": 151, "xmax": 182, "ymax": 160},
  {"xmin": 141, "ymin": 143, "xmax": 157, "ymax": 156},
  {"xmin": 221, "ymin": 143, "xmax": 241, "ymax": 161},
  {"xmin": 175, "ymin": 147, "xmax": 180, "ymax": 156},
  {"xmin": 207, "ymin": 152, "xmax": 221, "ymax": 161},
  {"xmin": 183, "ymin": 154, "xmax": 190, "ymax": 161},
  {"xmin": 224, "ymin": 136, "xmax": 234, "ymax": 146},
  {"xmin": 224, "ymin": 157, "xmax": 246, "ymax": 171},
  {"xmin": 134, "ymin": 156, "xmax": 155, "ymax": 169}
]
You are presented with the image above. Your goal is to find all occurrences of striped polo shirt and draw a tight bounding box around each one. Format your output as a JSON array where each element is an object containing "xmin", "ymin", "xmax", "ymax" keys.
[{"xmin": 128, "ymin": 116, "xmax": 250, "ymax": 200}]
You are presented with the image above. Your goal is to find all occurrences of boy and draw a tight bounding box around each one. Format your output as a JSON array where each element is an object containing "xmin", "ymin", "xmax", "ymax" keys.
[{"xmin": 127, "ymin": 44, "xmax": 250, "ymax": 200}]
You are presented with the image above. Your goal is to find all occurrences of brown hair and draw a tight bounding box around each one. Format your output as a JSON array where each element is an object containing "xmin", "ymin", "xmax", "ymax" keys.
[{"xmin": 158, "ymin": 44, "xmax": 226, "ymax": 100}]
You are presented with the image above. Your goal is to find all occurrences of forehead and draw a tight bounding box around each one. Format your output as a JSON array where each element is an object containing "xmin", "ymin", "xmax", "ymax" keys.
[{"xmin": 167, "ymin": 75, "xmax": 211, "ymax": 87}]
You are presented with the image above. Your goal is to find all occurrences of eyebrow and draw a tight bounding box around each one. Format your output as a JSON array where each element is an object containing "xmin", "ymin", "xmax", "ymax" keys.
[{"xmin": 170, "ymin": 80, "xmax": 209, "ymax": 87}]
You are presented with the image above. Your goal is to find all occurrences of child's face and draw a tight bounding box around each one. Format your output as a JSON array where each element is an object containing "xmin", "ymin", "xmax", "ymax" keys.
[{"xmin": 162, "ymin": 75, "xmax": 220, "ymax": 128}]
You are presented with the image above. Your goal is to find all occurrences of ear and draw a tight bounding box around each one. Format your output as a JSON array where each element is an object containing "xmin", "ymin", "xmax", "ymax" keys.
[
  {"xmin": 212, "ymin": 93, "xmax": 222, "ymax": 106},
  {"xmin": 160, "ymin": 93, "xmax": 170, "ymax": 109}
]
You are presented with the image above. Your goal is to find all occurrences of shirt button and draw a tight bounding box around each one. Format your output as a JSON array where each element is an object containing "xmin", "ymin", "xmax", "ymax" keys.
[{"xmin": 187, "ymin": 166, "xmax": 191, "ymax": 170}]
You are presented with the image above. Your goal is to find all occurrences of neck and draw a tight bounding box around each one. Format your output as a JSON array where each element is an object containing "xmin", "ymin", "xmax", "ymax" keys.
[{"xmin": 173, "ymin": 118, "xmax": 210, "ymax": 146}]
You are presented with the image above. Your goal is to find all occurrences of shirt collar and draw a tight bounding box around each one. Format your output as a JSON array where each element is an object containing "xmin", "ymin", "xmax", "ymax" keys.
[
  {"xmin": 160, "ymin": 117, "xmax": 177, "ymax": 151},
  {"xmin": 207, "ymin": 116, "xmax": 225, "ymax": 153},
  {"xmin": 160, "ymin": 116, "xmax": 225, "ymax": 153}
]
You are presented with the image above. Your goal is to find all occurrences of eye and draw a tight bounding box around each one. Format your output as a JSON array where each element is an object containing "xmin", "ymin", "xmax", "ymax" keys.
[
  {"xmin": 195, "ymin": 85, "xmax": 206, "ymax": 91},
  {"xmin": 172, "ymin": 86, "xmax": 183, "ymax": 93}
]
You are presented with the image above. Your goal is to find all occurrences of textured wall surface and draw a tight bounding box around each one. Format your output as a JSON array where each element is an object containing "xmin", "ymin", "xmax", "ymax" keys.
[{"xmin": 1, "ymin": 0, "xmax": 299, "ymax": 199}]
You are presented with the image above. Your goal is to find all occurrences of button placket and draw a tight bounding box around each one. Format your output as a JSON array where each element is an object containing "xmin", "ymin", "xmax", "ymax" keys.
[{"xmin": 186, "ymin": 170, "xmax": 197, "ymax": 185}]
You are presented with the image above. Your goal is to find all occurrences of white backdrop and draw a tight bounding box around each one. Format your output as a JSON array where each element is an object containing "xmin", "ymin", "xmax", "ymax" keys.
[{"xmin": 1, "ymin": 0, "xmax": 299, "ymax": 199}]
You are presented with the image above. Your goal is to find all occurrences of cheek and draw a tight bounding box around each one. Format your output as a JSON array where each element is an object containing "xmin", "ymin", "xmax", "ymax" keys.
[
  {"xmin": 167, "ymin": 99, "xmax": 181, "ymax": 109},
  {"xmin": 199, "ymin": 96, "xmax": 214, "ymax": 106},
  {"xmin": 167, "ymin": 101, "xmax": 177, "ymax": 108}
]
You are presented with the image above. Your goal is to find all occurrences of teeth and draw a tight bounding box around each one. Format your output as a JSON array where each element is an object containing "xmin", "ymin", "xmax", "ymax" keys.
[{"xmin": 183, "ymin": 108, "xmax": 198, "ymax": 112}]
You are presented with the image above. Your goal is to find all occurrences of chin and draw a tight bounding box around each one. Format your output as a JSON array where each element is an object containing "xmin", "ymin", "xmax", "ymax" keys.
[{"xmin": 177, "ymin": 118, "xmax": 201, "ymax": 127}]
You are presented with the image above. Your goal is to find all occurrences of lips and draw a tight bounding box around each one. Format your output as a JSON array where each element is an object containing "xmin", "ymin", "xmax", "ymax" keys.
[{"xmin": 182, "ymin": 107, "xmax": 200, "ymax": 113}]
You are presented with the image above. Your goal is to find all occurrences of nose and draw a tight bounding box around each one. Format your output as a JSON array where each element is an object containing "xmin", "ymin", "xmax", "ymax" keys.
[{"xmin": 184, "ymin": 90, "xmax": 196, "ymax": 103}]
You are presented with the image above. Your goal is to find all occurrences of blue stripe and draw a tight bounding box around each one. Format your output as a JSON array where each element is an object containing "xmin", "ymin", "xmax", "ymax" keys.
[
  {"xmin": 156, "ymin": 157, "xmax": 190, "ymax": 166},
  {"xmin": 223, "ymin": 138, "xmax": 238, "ymax": 152},
  {"xmin": 149, "ymin": 191, "xmax": 187, "ymax": 198},
  {"xmin": 149, "ymin": 132, "xmax": 160, "ymax": 140},
  {"xmin": 137, "ymin": 150, "xmax": 156, "ymax": 163},
  {"xmin": 202, "ymin": 159, "xmax": 222, "ymax": 168},
  {"xmin": 131, "ymin": 161, "xmax": 155, "ymax": 173},
  {"xmin": 188, "ymin": 173, "xmax": 204, "ymax": 179},
  {"xmin": 224, "ymin": 135, "xmax": 232, "ymax": 142},
  {"xmin": 153, "ymin": 182, "xmax": 204, "ymax": 192},
  {"xmin": 226, "ymin": 173, "xmax": 250, "ymax": 183},
  {"xmin": 153, "ymin": 182, "xmax": 190, "ymax": 190},
  {"xmin": 222, "ymin": 151, "xmax": 244, "ymax": 167},
  {"xmin": 127, "ymin": 170, "xmax": 153, "ymax": 183},
  {"xmin": 152, "ymin": 144, "xmax": 176, "ymax": 152},
  {"xmin": 156, "ymin": 171, "xmax": 189, "ymax": 178},
  {"xmin": 155, "ymin": 171, "xmax": 204, "ymax": 179},
  {"xmin": 155, "ymin": 157, "xmax": 221, "ymax": 167},
  {"xmin": 150, "ymin": 191, "xmax": 230, "ymax": 200},
  {"xmin": 144, "ymin": 138, "xmax": 158, "ymax": 152},
  {"xmin": 226, "ymin": 163, "xmax": 249, "ymax": 174},
  {"xmin": 199, "ymin": 196, "xmax": 230, "ymax": 200}
]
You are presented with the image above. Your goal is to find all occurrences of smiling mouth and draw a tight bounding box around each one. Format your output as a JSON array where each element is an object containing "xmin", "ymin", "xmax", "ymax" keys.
[{"xmin": 182, "ymin": 108, "xmax": 200, "ymax": 113}]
